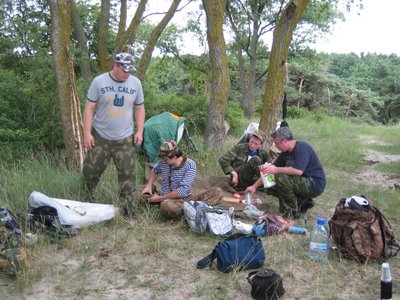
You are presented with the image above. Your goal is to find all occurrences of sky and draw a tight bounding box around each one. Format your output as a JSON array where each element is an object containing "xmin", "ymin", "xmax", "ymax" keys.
[
  {"xmin": 312, "ymin": 0, "xmax": 400, "ymax": 55},
  {"xmin": 145, "ymin": 0, "xmax": 400, "ymax": 56}
]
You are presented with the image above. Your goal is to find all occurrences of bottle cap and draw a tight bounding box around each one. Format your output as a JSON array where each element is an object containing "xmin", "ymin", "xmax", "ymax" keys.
[
  {"xmin": 316, "ymin": 216, "xmax": 326, "ymax": 225},
  {"xmin": 381, "ymin": 262, "xmax": 392, "ymax": 282}
]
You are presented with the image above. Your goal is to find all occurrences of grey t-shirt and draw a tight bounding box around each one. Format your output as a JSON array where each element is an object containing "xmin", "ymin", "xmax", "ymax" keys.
[{"xmin": 87, "ymin": 72, "xmax": 144, "ymax": 140}]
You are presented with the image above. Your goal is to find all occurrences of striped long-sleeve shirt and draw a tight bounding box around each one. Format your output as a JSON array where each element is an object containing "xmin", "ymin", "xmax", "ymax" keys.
[{"xmin": 152, "ymin": 158, "xmax": 196, "ymax": 198}]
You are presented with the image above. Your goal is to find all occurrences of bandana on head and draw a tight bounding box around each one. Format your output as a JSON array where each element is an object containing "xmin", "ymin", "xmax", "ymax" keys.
[{"xmin": 158, "ymin": 140, "xmax": 177, "ymax": 159}]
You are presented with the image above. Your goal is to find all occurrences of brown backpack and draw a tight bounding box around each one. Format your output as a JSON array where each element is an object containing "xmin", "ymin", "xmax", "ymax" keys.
[{"xmin": 328, "ymin": 196, "xmax": 400, "ymax": 263}]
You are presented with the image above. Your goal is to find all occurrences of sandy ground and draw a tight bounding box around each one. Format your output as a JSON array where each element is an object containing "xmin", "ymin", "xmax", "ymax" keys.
[{"xmin": 1, "ymin": 150, "xmax": 399, "ymax": 299}]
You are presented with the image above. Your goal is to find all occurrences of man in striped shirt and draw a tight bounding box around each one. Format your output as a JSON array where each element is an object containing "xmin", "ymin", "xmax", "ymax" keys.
[{"xmin": 141, "ymin": 140, "xmax": 222, "ymax": 218}]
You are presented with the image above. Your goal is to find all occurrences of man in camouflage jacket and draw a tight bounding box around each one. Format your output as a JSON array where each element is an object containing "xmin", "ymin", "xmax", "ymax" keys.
[{"xmin": 219, "ymin": 130, "xmax": 271, "ymax": 191}]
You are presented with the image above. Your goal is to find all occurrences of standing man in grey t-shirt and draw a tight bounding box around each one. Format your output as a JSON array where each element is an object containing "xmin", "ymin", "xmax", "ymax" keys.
[{"xmin": 82, "ymin": 53, "xmax": 145, "ymax": 218}]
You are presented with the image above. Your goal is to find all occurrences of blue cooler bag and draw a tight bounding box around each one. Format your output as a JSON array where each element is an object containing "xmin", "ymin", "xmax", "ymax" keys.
[{"xmin": 197, "ymin": 233, "xmax": 265, "ymax": 273}]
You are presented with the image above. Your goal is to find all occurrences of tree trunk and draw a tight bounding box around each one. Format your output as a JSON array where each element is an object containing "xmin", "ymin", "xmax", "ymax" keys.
[
  {"xmin": 70, "ymin": 0, "xmax": 91, "ymax": 86},
  {"xmin": 98, "ymin": 0, "xmax": 111, "ymax": 72},
  {"xmin": 49, "ymin": 0, "xmax": 85, "ymax": 170},
  {"xmin": 203, "ymin": 0, "xmax": 231, "ymax": 150},
  {"xmin": 297, "ymin": 75, "xmax": 305, "ymax": 108},
  {"xmin": 226, "ymin": 0, "xmax": 271, "ymax": 120},
  {"xmin": 259, "ymin": 0, "xmax": 309, "ymax": 147},
  {"xmin": 115, "ymin": 0, "xmax": 148, "ymax": 53},
  {"xmin": 243, "ymin": 16, "xmax": 260, "ymax": 119},
  {"xmin": 136, "ymin": 0, "xmax": 182, "ymax": 81}
]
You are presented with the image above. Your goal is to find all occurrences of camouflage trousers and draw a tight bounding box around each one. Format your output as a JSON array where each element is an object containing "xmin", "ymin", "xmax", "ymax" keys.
[
  {"xmin": 231, "ymin": 156, "xmax": 263, "ymax": 191},
  {"xmin": 0, "ymin": 229, "xmax": 26, "ymax": 276},
  {"xmin": 267, "ymin": 174, "xmax": 319, "ymax": 218},
  {"xmin": 82, "ymin": 130, "xmax": 136, "ymax": 211},
  {"xmin": 160, "ymin": 187, "xmax": 223, "ymax": 219}
]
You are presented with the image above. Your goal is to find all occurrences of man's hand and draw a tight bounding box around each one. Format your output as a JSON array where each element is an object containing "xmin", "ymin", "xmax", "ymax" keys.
[
  {"xmin": 134, "ymin": 132, "xmax": 143, "ymax": 146},
  {"xmin": 84, "ymin": 133, "xmax": 95, "ymax": 150},
  {"xmin": 265, "ymin": 164, "xmax": 278, "ymax": 174},
  {"xmin": 147, "ymin": 194, "xmax": 163, "ymax": 203},
  {"xmin": 230, "ymin": 171, "xmax": 239, "ymax": 186},
  {"xmin": 141, "ymin": 186, "xmax": 153, "ymax": 195},
  {"xmin": 245, "ymin": 185, "xmax": 256, "ymax": 195}
]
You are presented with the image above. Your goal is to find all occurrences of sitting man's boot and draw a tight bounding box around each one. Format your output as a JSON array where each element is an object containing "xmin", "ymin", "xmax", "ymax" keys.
[{"xmin": 299, "ymin": 199, "xmax": 315, "ymax": 213}]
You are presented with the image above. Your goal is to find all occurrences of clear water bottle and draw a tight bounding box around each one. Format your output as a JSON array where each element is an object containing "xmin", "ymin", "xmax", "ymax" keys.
[{"xmin": 308, "ymin": 216, "xmax": 329, "ymax": 261}]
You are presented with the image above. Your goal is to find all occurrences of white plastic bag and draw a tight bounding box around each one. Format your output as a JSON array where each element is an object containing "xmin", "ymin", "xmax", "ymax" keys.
[{"xmin": 29, "ymin": 191, "xmax": 118, "ymax": 229}]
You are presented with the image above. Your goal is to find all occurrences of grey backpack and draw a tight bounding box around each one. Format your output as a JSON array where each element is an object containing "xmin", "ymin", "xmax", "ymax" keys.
[{"xmin": 183, "ymin": 201, "xmax": 234, "ymax": 236}]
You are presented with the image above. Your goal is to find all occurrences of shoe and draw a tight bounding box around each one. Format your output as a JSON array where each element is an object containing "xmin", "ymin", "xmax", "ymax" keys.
[
  {"xmin": 299, "ymin": 199, "xmax": 315, "ymax": 213},
  {"xmin": 283, "ymin": 211, "xmax": 301, "ymax": 220},
  {"xmin": 243, "ymin": 204, "xmax": 265, "ymax": 219},
  {"xmin": 197, "ymin": 253, "xmax": 213, "ymax": 269},
  {"xmin": 121, "ymin": 207, "xmax": 136, "ymax": 220}
]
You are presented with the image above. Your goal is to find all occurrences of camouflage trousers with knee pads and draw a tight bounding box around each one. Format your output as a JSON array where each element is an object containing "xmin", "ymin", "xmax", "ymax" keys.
[
  {"xmin": 82, "ymin": 131, "xmax": 136, "ymax": 212},
  {"xmin": 267, "ymin": 174, "xmax": 319, "ymax": 218}
]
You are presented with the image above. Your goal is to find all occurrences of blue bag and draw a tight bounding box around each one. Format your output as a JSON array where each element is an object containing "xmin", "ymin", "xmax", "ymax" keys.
[{"xmin": 197, "ymin": 233, "xmax": 265, "ymax": 273}]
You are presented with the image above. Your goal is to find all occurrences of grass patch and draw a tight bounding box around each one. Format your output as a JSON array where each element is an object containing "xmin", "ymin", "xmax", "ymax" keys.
[{"xmin": 1, "ymin": 116, "xmax": 399, "ymax": 299}]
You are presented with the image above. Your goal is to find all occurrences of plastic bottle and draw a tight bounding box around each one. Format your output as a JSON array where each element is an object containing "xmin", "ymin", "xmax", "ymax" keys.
[
  {"xmin": 308, "ymin": 216, "xmax": 329, "ymax": 261},
  {"xmin": 245, "ymin": 192, "xmax": 252, "ymax": 205},
  {"xmin": 252, "ymin": 224, "xmax": 266, "ymax": 236},
  {"xmin": 380, "ymin": 262, "xmax": 392, "ymax": 300},
  {"xmin": 288, "ymin": 226, "xmax": 307, "ymax": 235}
]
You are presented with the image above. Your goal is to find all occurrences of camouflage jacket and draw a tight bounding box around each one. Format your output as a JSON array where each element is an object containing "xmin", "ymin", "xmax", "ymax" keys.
[{"xmin": 218, "ymin": 143, "xmax": 270, "ymax": 175}]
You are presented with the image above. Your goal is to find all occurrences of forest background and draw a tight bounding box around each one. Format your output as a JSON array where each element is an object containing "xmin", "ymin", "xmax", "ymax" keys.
[{"xmin": 1, "ymin": 0, "xmax": 399, "ymax": 166}]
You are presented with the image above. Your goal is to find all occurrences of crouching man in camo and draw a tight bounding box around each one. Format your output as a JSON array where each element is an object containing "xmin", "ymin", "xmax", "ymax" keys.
[
  {"xmin": 245, "ymin": 127, "xmax": 326, "ymax": 219},
  {"xmin": 141, "ymin": 140, "xmax": 222, "ymax": 219}
]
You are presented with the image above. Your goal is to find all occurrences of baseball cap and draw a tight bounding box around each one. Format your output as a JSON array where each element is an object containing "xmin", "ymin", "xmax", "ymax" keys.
[
  {"xmin": 115, "ymin": 52, "xmax": 136, "ymax": 72},
  {"xmin": 251, "ymin": 129, "xmax": 266, "ymax": 143},
  {"xmin": 158, "ymin": 140, "xmax": 177, "ymax": 159}
]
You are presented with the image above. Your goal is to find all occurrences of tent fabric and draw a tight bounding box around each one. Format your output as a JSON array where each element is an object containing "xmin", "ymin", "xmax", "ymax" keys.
[{"xmin": 141, "ymin": 112, "xmax": 186, "ymax": 163}]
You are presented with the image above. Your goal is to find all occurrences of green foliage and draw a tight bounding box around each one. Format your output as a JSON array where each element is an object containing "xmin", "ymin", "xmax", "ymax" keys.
[
  {"xmin": 0, "ymin": 0, "xmax": 400, "ymax": 165},
  {"xmin": 224, "ymin": 100, "xmax": 245, "ymax": 136},
  {"xmin": 286, "ymin": 106, "xmax": 311, "ymax": 119},
  {"xmin": 145, "ymin": 55, "xmax": 209, "ymax": 97},
  {"xmin": 0, "ymin": 54, "xmax": 63, "ymax": 163},
  {"xmin": 143, "ymin": 93, "xmax": 209, "ymax": 136}
]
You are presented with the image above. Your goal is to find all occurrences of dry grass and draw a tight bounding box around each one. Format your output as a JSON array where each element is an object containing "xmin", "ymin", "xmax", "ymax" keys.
[{"xmin": 1, "ymin": 117, "xmax": 400, "ymax": 299}]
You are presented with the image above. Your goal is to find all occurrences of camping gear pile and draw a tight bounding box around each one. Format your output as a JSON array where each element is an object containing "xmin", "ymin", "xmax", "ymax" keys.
[{"xmin": 0, "ymin": 191, "xmax": 119, "ymax": 277}]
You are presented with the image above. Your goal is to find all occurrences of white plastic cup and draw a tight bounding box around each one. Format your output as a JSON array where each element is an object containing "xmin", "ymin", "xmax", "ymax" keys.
[{"xmin": 259, "ymin": 163, "xmax": 276, "ymax": 188}]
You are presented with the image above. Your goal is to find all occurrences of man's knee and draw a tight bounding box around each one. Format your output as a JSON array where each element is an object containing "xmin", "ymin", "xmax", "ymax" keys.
[{"xmin": 160, "ymin": 199, "xmax": 185, "ymax": 219}]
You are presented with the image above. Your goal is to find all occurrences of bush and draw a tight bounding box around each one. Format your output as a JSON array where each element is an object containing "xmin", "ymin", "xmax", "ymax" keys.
[{"xmin": 286, "ymin": 106, "xmax": 311, "ymax": 119}]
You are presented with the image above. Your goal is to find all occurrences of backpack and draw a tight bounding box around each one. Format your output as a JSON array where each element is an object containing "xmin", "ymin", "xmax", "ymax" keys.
[
  {"xmin": 183, "ymin": 201, "xmax": 233, "ymax": 236},
  {"xmin": 0, "ymin": 208, "xmax": 27, "ymax": 276},
  {"xmin": 197, "ymin": 233, "xmax": 265, "ymax": 273},
  {"xmin": 328, "ymin": 196, "xmax": 400, "ymax": 263},
  {"xmin": 29, "ymin": 206, "xmax": 77, "ymax": 238},
  {"xmin": 247, "ymin": 269, "xmax": 285, "ymax": 300}
]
